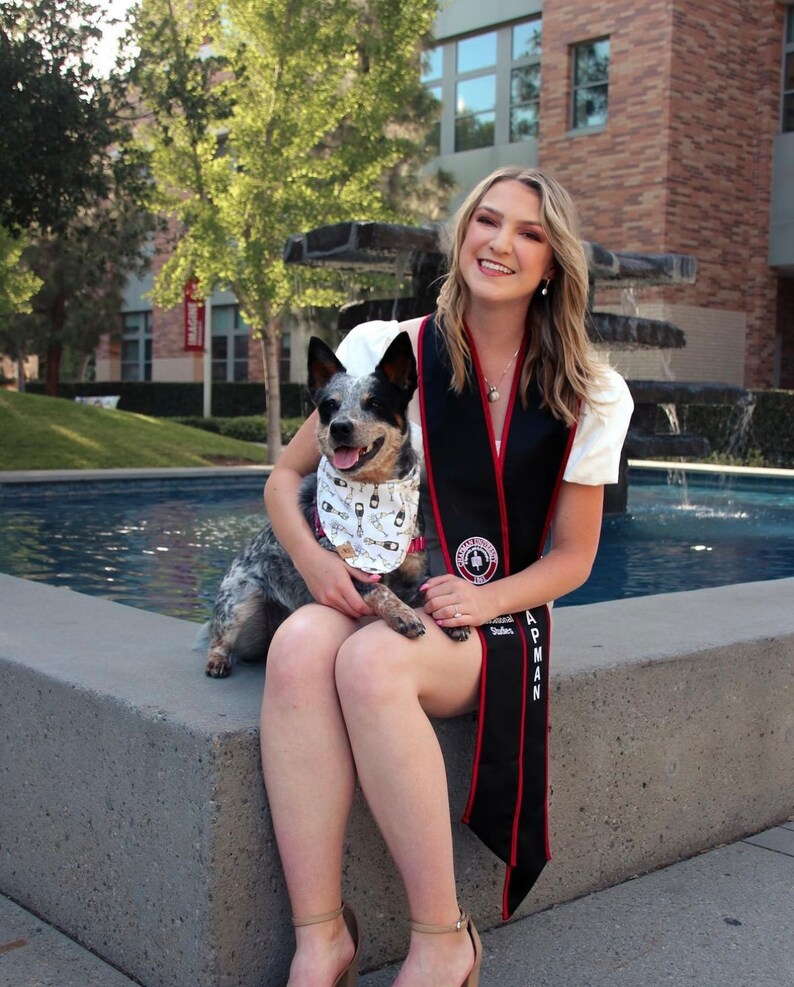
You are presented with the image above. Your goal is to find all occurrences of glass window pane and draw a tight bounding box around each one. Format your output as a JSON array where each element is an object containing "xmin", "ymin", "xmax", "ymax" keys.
[
  {"xmin": 421, "ymin": 46, "xmax": 443, "ymax": 82},
  {"xmin": 233, "ymin": 361, "xmax": 248, "ymax": 382},
  {"xmin": 512, "ymin": 20, "xmax": 542, "ymax": 60},
  {"xmin": 575, "ymin": 40, "xmax": 610, "ymax": 86},
  {"xmin": 511, "ymin": 104, "xmax": 539, "ymax": 141},
  {"xmin": 234, "ymin": 335, "xmax": 249, "ymax": 359},
  {"xmin": 455, "ymin": 111, "xmax": 495, "ymax": 152},
  {"xmin": 211, "ymin": 362, "xmax": 226, "ymax": 382},
  {"xmin": 787, "ymin": 8, "xmax": 794, "ymax": 44},
  {"xmin": 212, "ymin": 337, "xmax": 228, "ymax": 359},
  {"xmin": 122, "ymin": 313, "xmax": 139, "ymax": 334},
  {"xmin": 144, "ymin": 313, "xmax": 153, "ymax": 335},
  {"xmin": 457, "ymin": 32, "xmax": 496, "ymax": 74},
  {"xmin": 784, "ymin": 93, "xmax": 794, "ymax": 133},
  {"xmin": 212, "ymin": 305, "xmax": 233, "ymax": 333},
  {"xmin": 122, "ymin": 339, "xmax": 139, "ymax": 362},
  {"xmin": 456, "ymin": 75, "xmax": 495, "ymax": 116},
  {"xmin": 574, "ymin": 85, "xmax": 608, "ymax": 128},
  {"xmin": 511, "ymin": 65, "xmax": 540, "ymax": 105},
  {"xmin": 785, "ymin": 51, "xmax": 794, "ymax": 90},
  {"xmin": 121, "ymin": 363, "xmax": 140, "ymax": 382}
]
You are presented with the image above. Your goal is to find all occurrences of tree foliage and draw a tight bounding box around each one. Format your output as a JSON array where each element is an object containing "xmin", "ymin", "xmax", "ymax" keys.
[
  {"xmin": 0, "ymin": 0, "xmax": 154, "ymax": 391},
  {"xmin": 0, "ymin": 0, "xmax": 113, "ymax": 234},
  {"xmin": 127, "ymin": 0, "xmax": 446, "ymax": 460}
]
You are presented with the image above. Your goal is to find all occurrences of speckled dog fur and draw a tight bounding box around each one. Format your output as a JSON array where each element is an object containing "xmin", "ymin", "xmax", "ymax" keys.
[{"xmin": 205, "ymin": 332, "xmax": 466, "ymax": 679}]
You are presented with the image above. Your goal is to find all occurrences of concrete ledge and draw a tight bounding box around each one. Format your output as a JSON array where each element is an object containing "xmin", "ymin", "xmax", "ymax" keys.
[{"xmin": 1, "ymin": 574, "xmax": 792, "ymax": 987}]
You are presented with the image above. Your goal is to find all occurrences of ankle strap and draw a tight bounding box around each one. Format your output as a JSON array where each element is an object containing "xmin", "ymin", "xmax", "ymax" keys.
[
  {"xmin": 410, "ymin": 907, "xmax": 469, "ymax": 935},
  {"xmin": 292, "ymin": 903, "xmax": 344, "ymax": 927}
]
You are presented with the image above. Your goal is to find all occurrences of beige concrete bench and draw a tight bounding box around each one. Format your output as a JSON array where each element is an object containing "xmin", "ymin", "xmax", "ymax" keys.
[{"xmin": 0, "ymin": 573, "xmax": 791, "ymax": 987}]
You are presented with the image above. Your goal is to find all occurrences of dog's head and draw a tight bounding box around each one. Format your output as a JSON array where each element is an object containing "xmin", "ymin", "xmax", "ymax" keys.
[{"xmin": 307, "ymin": 331, "xmax": 418, "ymax": 483}]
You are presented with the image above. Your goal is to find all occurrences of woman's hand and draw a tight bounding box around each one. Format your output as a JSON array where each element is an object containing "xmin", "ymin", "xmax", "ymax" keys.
[
  {"xmin": 296, "ymin": 542, "xmax": 379, "ymax": 620},
  {"xmin": 421, "ymin": 573, "xmax": 494, "ymax": 630}
]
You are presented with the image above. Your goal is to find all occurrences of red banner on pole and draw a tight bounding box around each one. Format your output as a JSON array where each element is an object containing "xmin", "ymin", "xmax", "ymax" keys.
[{"xmin": 184, "ymin": 279, "xmax": 205, "ymax": 352}]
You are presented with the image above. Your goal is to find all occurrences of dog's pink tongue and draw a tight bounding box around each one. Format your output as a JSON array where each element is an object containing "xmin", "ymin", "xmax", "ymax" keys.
[{"xmin": 333, "ymin": 447, "xmax": 361, "ymax": 470}]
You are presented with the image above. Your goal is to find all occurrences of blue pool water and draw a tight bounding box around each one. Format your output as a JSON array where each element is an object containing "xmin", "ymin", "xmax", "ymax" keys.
[{"xmin": 0, "ymin": 469, "xmax": 792, "ymax": 619}]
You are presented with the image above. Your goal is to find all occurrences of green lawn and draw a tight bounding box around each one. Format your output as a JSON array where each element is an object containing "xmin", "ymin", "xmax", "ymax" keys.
[{"xmin": 0, "ymin": 390, "xmax": 267, "ymax": 470}]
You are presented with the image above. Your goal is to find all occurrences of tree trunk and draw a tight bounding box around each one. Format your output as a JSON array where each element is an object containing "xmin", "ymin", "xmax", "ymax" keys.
[
  {"xmin": 45, "ymin": 292, "xmax": 66, "ymax": 396},
  {"xmin": 45, "ymin": 341, "xmax": 62, "ymax": 396},
  {"xmin": 16, "ymin": 359, "xmax": 26, "ymax": 392},
  {"xmin": 261, "ymin": 317, "xmax": 282, "ymax": 464}
]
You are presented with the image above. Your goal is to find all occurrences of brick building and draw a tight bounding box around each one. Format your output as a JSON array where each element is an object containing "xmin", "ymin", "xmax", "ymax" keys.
[{"xmin": 99, "ymin": 0, "xmax": 794, "ymax": 390}]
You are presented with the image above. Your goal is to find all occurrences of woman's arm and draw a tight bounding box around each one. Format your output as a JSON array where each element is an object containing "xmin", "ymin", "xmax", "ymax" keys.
[
  {"xmin": 422, "ymin": 481, "xmax": 603, "ymax": 626},
  {"xmin": 264, "ymin": 412, "xmax": 379, "ymax": 619}
]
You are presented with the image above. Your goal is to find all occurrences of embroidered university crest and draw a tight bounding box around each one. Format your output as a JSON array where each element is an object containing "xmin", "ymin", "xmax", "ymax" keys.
[{"xmin": 455, "ymin": 536, "xmax": 499, "ymax": 584}]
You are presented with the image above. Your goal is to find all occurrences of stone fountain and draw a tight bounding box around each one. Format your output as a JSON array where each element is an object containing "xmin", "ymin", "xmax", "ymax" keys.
[{"xmin": 284, "ymin": 221, "xmax": 752, "ymax": 512}]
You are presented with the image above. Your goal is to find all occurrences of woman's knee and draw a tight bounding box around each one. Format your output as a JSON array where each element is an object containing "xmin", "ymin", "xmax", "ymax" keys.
[
  {"xmin": 334, "ymin": 625, "xmax": 415, "ymax": 711},
  {"xmin": 264, "ymin": 605, "xmax": 350, "ymax": 699}
]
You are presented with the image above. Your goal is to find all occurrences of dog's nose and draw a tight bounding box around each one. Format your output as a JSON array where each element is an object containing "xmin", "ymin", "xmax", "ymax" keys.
[{"xmin": 330, "ymin": 419, "xmax": 355, "ymax": 444}]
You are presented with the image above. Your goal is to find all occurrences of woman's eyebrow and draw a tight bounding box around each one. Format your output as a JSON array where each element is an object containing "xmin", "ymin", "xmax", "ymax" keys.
[{"xmin": 477, "ymin": 203, "xmax": 542, "ymax": 227}]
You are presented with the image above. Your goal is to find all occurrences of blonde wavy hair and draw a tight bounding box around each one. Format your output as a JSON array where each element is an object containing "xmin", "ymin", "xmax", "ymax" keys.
[{"xmin": 435, "ymin": 166, "xmax": 606, "ymax": 425}]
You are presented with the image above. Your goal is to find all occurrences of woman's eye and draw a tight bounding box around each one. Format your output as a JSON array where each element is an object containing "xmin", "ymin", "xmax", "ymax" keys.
[{"xmin": 476, "ymin": 215, "xmax": 496, "ymax": 226}]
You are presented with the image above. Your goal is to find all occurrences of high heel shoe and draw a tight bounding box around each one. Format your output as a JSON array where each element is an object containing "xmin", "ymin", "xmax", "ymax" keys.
[
  {"xmin": 410, "ymin": 907, "xmax": 482, "ymax": 987},
  {"xmin": 292, "ymin": 902, "xmax": 360, "ymax": 987}
]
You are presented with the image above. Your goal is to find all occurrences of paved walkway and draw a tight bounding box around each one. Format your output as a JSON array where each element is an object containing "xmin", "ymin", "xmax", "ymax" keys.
[{"xmin": 1, "ymin": 824, "xmax": 791, "ymax": 987}]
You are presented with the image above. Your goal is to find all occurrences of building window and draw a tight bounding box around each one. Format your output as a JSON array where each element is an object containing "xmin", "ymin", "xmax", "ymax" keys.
[
  {"xmin": 422, "ymin": 16, "xmax": 542, "ymax": 156},
  {"xmin": 421, "ymin": 46, "xmax": 443, "ymax": 153},
  {"xmin": 510, "ymin": 19, "xmax": 542, "ymax": 141},
  {"xmin": 212, "ymin": 304, "xmax": 249, "ymax": 381},
  {"xmin": 783, "ymin": 7, "xmax": 794, "ymax": 132},
  {"xmin": 121, "ymin": 311, "xmax": 152, "ymax": 381},
  {"xmin": 571, "ymin": 38, "xmax": 610, "ymax": 130},
  {"xmin": 455, "ymin": 31, "xmax": 497, "ymax": 151}
]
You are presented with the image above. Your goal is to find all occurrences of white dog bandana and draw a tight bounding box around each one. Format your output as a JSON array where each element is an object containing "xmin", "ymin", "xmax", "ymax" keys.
[{"xmin": 315, "ymin": 457, "xmax": 422, "ymax": 574}]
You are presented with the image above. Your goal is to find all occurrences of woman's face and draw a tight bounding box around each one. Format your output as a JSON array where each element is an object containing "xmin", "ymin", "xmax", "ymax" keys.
[{"xmin": 459, "ymin": 179, "xmax": 556, "ymax": 309}]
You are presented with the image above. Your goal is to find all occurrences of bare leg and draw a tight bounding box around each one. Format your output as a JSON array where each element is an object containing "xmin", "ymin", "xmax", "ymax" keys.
[
  {"xmin": 335, "ymin": 613, "xmax": 483, "ymax": 987},
  {"xmin": 260, "ymin": 604, "xmax": 360, "ymax": 987}
]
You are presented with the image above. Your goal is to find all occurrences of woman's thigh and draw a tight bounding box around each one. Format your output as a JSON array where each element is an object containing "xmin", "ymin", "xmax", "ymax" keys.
[{"xmin": 336, "ymin": 610, "xmax": 482, "ymax": 719}]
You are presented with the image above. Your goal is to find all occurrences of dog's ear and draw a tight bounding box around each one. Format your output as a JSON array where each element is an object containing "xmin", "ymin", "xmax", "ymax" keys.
[
  {"xmin": 376, "ymin": 331, "xmax": 417, "ymax": 399},
  {"xmin": 307, "ymin": 336, "xmax": 346, "ymax": 404}
]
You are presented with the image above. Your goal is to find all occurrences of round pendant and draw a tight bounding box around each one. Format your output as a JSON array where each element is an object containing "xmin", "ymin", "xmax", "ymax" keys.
[{"xmin": 487, "ymin": 387, "xmax": 499, "ymax": 403}]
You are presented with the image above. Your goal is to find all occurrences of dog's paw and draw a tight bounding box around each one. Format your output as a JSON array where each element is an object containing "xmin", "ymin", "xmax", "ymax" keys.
[
  {"xmin": 205, "ymin": 653, "xmax": 232, "ymax": 678},
  {"xmin": 444, "ymin": 624, "xmax": 471, "ymax": 643},
  {"xmin": 390, "ymin": 611, "xmax": 427, "ymax": 638}
]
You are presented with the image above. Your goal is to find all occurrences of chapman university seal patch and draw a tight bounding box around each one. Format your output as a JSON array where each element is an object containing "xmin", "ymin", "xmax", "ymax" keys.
[{"xmin": 455, "ymin": 536, "xmax": 499, "ymax": 584}]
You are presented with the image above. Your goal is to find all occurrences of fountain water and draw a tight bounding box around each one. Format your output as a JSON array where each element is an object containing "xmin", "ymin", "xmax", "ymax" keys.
[{"xmin": 283, "ymin": 220, "xmax": 752, "ymax": 511}]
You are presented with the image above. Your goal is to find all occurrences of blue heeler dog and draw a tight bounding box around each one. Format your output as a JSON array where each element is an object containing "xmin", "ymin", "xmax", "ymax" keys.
[{"xmin": 204, "ymin": 331, "xmax": 469, "ymax": 678}]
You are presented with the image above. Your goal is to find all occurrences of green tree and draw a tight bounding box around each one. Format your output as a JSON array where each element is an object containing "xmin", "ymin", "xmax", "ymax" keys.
[
  {"xmin": 0, "ymin": 199, "xmax": 153, "ymax": 389},
  {"xmin": 0, "ymin": 228, "xmax": 41, "ymax": 317},
  {"xmin": 127, "ymin": 0, "xmax": 445, "ymax": 461},
  {"xmin": 0, "ymin": 0, "xmax": 153, "ymax": 392}
]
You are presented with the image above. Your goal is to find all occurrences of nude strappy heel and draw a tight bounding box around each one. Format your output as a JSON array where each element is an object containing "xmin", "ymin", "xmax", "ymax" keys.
[
  {"xmin": 410, "ymin": 907, "xmax": 482, "ymax": 987},
  {"xmin": 291, "ymin": 902, "xmax": 360, "ymax": 987}
]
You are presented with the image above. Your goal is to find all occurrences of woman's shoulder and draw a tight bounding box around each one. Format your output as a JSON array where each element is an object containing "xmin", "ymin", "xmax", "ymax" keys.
[{"xmin": 584, "ymin": 367, "xmax": 634, "ymax": 419}]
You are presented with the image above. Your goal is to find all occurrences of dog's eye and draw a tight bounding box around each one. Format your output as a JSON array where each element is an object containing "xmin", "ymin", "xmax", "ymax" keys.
[
  {"xmin": 365, "ymin": 397, "xmax": 385, "ymax": 413},
  {"xmin": 319, "ymin": 397, "xmax": 340, "ymax": 416}
]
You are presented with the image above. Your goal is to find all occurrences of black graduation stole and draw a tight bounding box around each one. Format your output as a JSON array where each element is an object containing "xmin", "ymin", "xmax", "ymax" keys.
[{"xmin": 418, "ymin": 315, "xmax": 576, "ymax": 919}]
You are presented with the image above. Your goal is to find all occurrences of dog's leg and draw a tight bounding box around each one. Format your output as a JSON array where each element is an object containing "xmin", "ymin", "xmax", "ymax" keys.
[
  {"xmin": 360, "ymin": 583, "xmax": 426, "ymax": 638},
  {"xmin": 206, "ymin": 638, "xmax": 233, "ymax": 678}
]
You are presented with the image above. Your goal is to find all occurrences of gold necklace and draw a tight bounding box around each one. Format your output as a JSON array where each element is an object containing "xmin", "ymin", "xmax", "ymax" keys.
[{"xmin": 482, "ymin": 345, "xmax": 521, "ymax": 403}]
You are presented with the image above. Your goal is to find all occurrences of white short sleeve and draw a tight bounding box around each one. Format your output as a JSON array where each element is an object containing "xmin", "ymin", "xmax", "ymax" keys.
[
  {"xmin": 564, "ymin": 370, "xmax": 634, "ymax": 485},
  {"xmin": 335, "ymin": 320, "xmax": 401, "ymax": 375}
]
